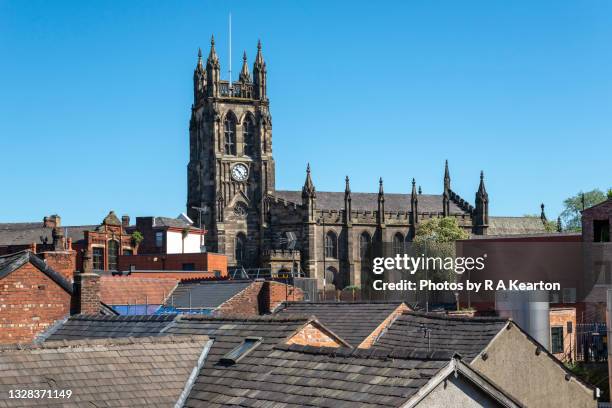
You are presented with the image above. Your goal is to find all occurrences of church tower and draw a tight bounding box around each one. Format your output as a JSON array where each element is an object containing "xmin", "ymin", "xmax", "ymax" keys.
[{"xmin": 187, "ymin": 37, "xmax": 275, "ymax": 267}]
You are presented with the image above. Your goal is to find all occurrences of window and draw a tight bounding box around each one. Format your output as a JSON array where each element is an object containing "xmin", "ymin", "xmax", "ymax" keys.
[
  {"xmin": 359, "ymin": 232, "xmax": 371, "ymax": 260},
  {"xmin": 224, "ymin": 114, "xmax": 237, "ymax": 155},
  {"xmin": 551, "ymin": 326, "xmax": 564, "ymax": 354},
  {"xmin": 243, "ymin": 118, "xmax": 254, "ymax": 156},
  {"xmin": 325, "ymin": 266, "xmax": 337, "ymax": 286},
  {"xmin": 235, "ymin": 233, "xmax": 246, "ymax": 265},
  {"xmin": 92, "ymin": 247, "xmax": 104, "ymax": 270},
  {"xmin": 325, "ymin": 231, "xmax": 338, "ymax": 259},
  {"xmin": 155, "ymin": 232, "xmax": 163, "ymax": 248},
  {"xmin": 594, "ymin": 220, "xmax": 610, "ymax": 242},
  {"xmin": 107, "ymin": 240, "xmax": 119, "ymax": 271},
  {"xmin": 182, "ymin": 263, "xmax": 195, "ymax": 271},
  {"xmin": 220, "ymin": 337, "xmax": 262, "ymax": 364},
  {"xmin": 393, "ymin": 232, "xmax": 404, "ymax": 254}
]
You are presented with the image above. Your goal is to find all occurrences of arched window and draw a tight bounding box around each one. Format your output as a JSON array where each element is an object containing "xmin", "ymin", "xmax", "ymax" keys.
[
  {"xmin": 393, "ymin": 232, "xmax": 404, "ymax": 254},
  {"xmin": 243, "ymin": 117, "xmax": 255, "ymax": 156},
  {"xmin": 235, "ymin": 233, "xmax": 246, "ymax": 265},
  {"xmin": 224, "ymin": 114, "xmax": 237, "ymax": 155},
  {"xmin": 325, "ymin": 231, "xmax": 338, "ymax": 259},
  {"xmin": 107, "ymin": 240, "xmax": 119, "ymax": 271},
  {"xmin": 359, "ymin": 232, "xmax": 371, "ymax": 260}
]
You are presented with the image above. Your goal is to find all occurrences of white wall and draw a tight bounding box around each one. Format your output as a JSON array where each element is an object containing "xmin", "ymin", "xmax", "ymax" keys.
[{"xmin": 165, "ymin": 231, "xmax": 203, "ymax": 254}]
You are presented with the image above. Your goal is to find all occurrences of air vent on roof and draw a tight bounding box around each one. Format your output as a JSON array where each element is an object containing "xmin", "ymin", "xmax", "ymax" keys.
[{"xmin": 219, "ymin": 337, "xmax": 262, "ymax": 365}]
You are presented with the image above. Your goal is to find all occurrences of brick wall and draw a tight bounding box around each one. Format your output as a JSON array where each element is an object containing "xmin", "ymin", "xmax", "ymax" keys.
[
  {"xmin": 215, "ymin": 282, "xmax": 264, "ymax": 316},
  {"xmin": 286, "ymin": 322, "xmax": 343, "ymax": 348},
  {"xmin": 117, "ymin": 252, "xmax": 228, "ymax": 276},
  {"xmin": 261, "ymin": 281, "xmax": 304, "ymax": 313},
  {"xmin": 358, "ymin": 303, "xmax": 410, "ymax": 349},
  {"xmin": 0, "ymin": 263, "xmax": 71, "ymax": 344},
  {"xmin": 549, "ymin": 307, "xmax": 577, "ymax": 362},
  {"xmin": 38, "ymin": 251, "xmax": 76, "ymax": 282},
  {"xmin": 214, "ymin": 281, "xmax": 304, "ymax": 316}
]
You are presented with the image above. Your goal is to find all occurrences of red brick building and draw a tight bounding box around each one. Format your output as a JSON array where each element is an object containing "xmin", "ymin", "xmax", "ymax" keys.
[
  {"xmin": 0, "ymin": 250, "xmax": 113, "ymax": 344},
  {"xmin": 117, "ymin": 252, "xmax": 227, "ymax": 276}
]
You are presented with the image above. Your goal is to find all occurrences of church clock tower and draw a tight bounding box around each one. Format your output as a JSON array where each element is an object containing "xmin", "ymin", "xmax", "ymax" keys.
[{"xmin": 187, "ymin": 37, "xmax": 275, "ymax": 267}]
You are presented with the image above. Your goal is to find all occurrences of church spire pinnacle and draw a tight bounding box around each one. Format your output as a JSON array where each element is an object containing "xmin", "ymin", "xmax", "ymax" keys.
[
  {"xmin": 540, "ymin": 203, "xmax": 547, "ymax": 222},
  {"xmin": 444, "ymin": 159, "xmax": 451, "ymax": 192},
  {"xmin": 345, "ymin": 175, "xmax": 351, "ymax": 195},
  {"xmin": 239, "ymin": 50, "xmax": 251, "ymax": 82},
  {"xmin": 477, "ymin": 171, "xmax": 487, "ymax": 197},
  {"xmin": 378, "ymin": 177, "xmax": 384, "ymax": 196},
  {"xmin": 443, "ymin": 160, "xmax": 451, "ymax": 216},
  {"xmin": 411, "ymin": 178, "xmax": 419, "ymax": 225},
  {"xmin": 208, "ymin": 35, "xmax": 219, "ymax": 65},
  {"xmin": 253, "ymin": 39, "xmax": 267, "ymax": 100},
  {"xmin": 302, "ymin": 163, "xmax": 316, "ymax": 199}
]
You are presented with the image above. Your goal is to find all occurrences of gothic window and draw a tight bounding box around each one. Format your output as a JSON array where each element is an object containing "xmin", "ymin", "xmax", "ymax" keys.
[
  {"xmin": 325, "ymin": 231, "xmax": 338, "ymax": 259},
  {"xmin": 235, "ymin": 233, "xmax": 246, "ymax": 265},
  {"xmin": 359, "ymin": 232, "xmax": 371, "ymax": 260},
  {"xmin": 92, "ymin": 247, "xmax": 104, "ymax": 270},
  {"xmin": 393, "ymin": 232, "xmax": 404, "ymax": 254},
  {"xmin": 243, "ymin": 117, "xmax": 254, "ymax": 156},
  {"xmin": 107, "ymin": 240, "xmax": 119, "ymax": 271},
  {"xmin": 224, "ymin": 114, "xmax": 237, "ymax": 155}
]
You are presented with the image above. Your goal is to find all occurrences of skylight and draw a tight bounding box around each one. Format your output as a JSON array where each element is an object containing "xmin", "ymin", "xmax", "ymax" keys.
[{"xmin": 220, "ymin": 337, "xmax": 262, "ymax": 364}]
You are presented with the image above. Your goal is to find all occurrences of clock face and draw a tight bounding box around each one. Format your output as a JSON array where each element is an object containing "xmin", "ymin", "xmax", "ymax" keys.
[{"xmin": 231, "ymin": 163, "xmax": 249, "ymax": 182}]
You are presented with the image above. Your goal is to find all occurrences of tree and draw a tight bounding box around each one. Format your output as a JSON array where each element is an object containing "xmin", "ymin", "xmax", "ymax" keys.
[
  {"xmin": 413, "ymin": 217, "xmax": 469, "ymax": 244},
  {"xmin": 560, "ymin": 190, "xmax": 607, "ymax": 231},
  {"xmin": 131, "ymin": 231, "xmax": 144, "ymax": 247},
  {"xmin": 412, "ymin": 217, "xmax": 469, "ymax": 310}
]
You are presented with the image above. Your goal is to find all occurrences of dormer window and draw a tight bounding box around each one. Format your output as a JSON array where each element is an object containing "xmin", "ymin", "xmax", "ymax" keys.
[{"xmin": 220, "ymin": 337, "xmax": 262, "ymax": 365}]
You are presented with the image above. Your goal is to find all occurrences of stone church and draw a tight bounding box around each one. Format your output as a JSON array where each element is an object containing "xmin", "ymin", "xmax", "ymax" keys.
[{"xmin": 186, "ymin": 37, "xmax": 547, "ymax": 289}]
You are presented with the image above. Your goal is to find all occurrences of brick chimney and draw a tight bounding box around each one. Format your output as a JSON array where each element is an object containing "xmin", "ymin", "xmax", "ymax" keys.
[
  {"xmin": 72, "ymin": 251, "xmax": 101, "ymax": 315},
  {"xmin": 121, "ymin": 215, "xmax": 130, "ymax": 228}
]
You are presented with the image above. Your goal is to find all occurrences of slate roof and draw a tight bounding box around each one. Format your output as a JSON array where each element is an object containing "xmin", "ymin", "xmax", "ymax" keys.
[
  {"xmin": 0, "ymin": 335, "xmax": 210, "ymax": 407},
  {"xmin": 487, "ymin": 216, "xmax": 547, "ymax": 236},
  {"xmin": 373, "ymin": 312, "xmax": 508, "ymax": 361},
  {"xmin": 189, "ymin": 344, "xmax": 453, "ymax": 408},
  {"xmin": 276, "ymin": 301, "xmax": 404, "ymax": 347},
  {"xmin": 0, "ymin": 222, "xmax": 96, "ymax": 246},
  {"xmin": 154, "ymin": 216, "xmax": 199, "ymax": 229},
  {"xmin": 273, "ymin": 190, "xmax": 467, "ymax": 214},
  {"xmin": 46, "ymin": 314, "xmax": 178, "ymax": 340},
  {"xmin": 164, "ymin": 280, "xmax": 254, "ymax": 310},
  {"xmin": 100, "ymin": 276, "xmax": 179, "ymax": 305}
]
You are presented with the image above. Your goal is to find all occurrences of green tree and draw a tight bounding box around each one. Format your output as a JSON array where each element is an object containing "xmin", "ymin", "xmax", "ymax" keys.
[
  {"xmin": 131, "ymin": 231, "xmax": 144, "ymax": 247},
  {"xmin": 413, "ymin": 217, "xmax": 468, "ymax": 280},
  {"xmin": 413, "ymin": 217, "xmax": 469, "ymax": 244},
  {"xmin": 560, "ymin": 189, "xmax": 607, "ymax": 231}
]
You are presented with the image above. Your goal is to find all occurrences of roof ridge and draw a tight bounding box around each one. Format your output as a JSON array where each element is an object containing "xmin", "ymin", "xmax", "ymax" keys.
[
  {"xmin": 274, "ymin": 343, "xmax": 457, "ymax": 361},
  {"xmin": 178, "ymin": 314, "xmax": 311, "ymax": 322},
  {"xmin": 70, "ymin": 313, "xmax": 178, "ymax": 322},
  {"xmin": 0, "ymin": 335, "xmax": 209, "ymax": 352},
  {"xmin": 402, "ymin": 310, "xmax": 508, "ymax": 323}
]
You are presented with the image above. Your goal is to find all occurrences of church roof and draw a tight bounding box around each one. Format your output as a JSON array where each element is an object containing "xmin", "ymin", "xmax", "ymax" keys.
[
  {"xmin": 274, "ymin": 190, "xmax": 468, "ymax": 214},
  {"xmin": 487, "ymin": 216, "xmax": 547, "ymax": 236}
]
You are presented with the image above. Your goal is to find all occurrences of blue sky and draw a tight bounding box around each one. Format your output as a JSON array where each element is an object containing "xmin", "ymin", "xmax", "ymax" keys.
[{"xmin": 1, "ymin": 1, "xmax": 610, "ymax": 225}]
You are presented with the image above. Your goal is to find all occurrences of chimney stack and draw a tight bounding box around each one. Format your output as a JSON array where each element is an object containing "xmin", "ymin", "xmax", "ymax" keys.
[
  {"xmin": 72, "ymin": 250, "xmax": 101, "ymax": 315},
  {"xmin": 43, "ymin": 214, "xmax": 61, "ymax": 228},
  {"xmin": 121, "ymin": 215, "xmax": 130, "ymax": 228}
]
